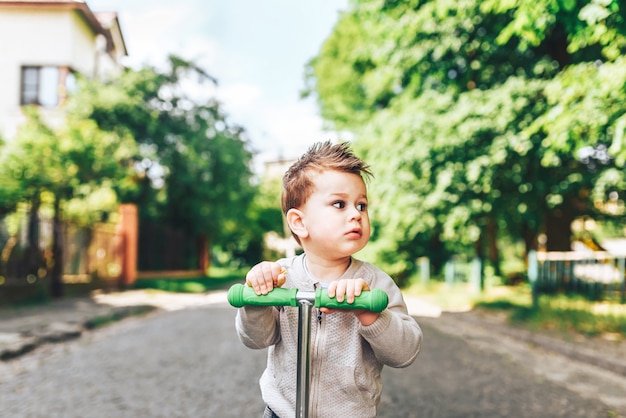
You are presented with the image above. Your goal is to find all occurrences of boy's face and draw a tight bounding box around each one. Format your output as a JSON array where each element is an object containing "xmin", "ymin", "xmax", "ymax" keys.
[{"xmin": 297, "ymin": 169, "xmax": 370, "ymax": 258}]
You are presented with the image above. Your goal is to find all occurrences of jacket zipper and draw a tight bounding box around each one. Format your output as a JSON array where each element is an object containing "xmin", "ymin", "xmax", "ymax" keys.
[{"xmin": 309, "ymin": 307, "xmax": 324, "ymax": 417}]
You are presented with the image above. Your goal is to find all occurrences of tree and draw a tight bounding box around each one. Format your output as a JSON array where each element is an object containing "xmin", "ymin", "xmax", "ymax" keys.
[
  {"xmin": 1, "ymin": 55, "xmax": 258, "ymax": 295},
  {"xmin": 0, "ymin": 106, "xmax": 137, "ymax": 296},
  {"xmin": 73, "ymin": 56, "xmax": 258, "ymax": 270},
  {"xmin": 307, "ymin": 0, "xmax": 626, "ymax": 280}
]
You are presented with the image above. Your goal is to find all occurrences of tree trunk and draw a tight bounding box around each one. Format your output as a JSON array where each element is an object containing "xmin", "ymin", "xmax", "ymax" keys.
[
  {"xmin": 49, "ymin": 196, "xmax": 64, "ymax": 298},
  {"xmin": 196, "ymin": 234, "xmax": 210, "ymax": 274},
  {"xmin": 544, "ymin": 206, "xmax": 575, "ymax": 252},
  {"xmin": 26, "ymin": 196, "xmax": 41, "ymax": 279},
  {"xmin": 544, "ymin": 22, "xmax": 570, "ymax": 69},
  {"xmin": 487, "ymin": 217, "xmax": 501, "ymax": 277},
  {"xmin": 474, "ymin": 225, "xmax": 485, "ymax": 260},
  {"xmin": 473, "ymin": 229, "xmax": 486, "ymax": 292},
  {"xmin": 427, "ymin": 233, "xmax": 446, "ymax": 274},
  {"xmin": 521, "ymin": 222, "xmax": 538, "ymax": 258}
]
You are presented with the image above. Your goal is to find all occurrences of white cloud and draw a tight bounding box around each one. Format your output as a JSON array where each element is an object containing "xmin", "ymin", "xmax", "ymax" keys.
[
  {"xmin": 119, "ymin": 5, "xmax": 205, "ymax": 69},
  {"xmin": 217, "ymin": 83, "xmax": 263, "ymax": 114},
  {"xmin": 250, "ymin": 99, "xmax": 348, "ymax": 167},
  {"xmin": 179, "ymin": 37, "xmax": 220, "ymax": 72},
  {"xmin": 264, "ymin": 101, "xmax": 326, "ymax": 151}
]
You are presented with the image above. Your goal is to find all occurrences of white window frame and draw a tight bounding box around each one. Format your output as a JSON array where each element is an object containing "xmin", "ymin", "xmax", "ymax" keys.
[{"xmin": 20, "ymin": 66, "xmax": 76, "ymax": 108}]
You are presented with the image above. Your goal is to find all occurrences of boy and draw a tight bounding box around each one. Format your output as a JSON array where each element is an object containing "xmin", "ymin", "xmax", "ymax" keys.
[{"xmin": 236, "ymin": 141, "xmax": 422, "ymax": 417}]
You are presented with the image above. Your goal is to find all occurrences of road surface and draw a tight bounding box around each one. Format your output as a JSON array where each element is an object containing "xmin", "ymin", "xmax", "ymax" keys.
[{"xmin": 0, "ymin": 300, "xmax": 623, "ymax": 417}]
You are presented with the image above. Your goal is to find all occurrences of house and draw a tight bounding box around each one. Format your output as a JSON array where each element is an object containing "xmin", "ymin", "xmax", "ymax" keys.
[
  {"xmin": 0, "ymin": 0, "xmax": 128, "ymax": 140},
  {"xmin": 0, "ymin": 0, "xmax": 132, "ymax": 296}
]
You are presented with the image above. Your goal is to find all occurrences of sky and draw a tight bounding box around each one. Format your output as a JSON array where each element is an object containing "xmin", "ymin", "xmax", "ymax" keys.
[{"xmin": 88, "ymin": 0, "xmax": 350, "ymax": 173}]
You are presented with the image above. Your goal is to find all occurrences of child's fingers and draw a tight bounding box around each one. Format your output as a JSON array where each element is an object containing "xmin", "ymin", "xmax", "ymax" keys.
[
  {"xmin": 275, "ymin": 267, "xmax": 287, "ymax": 287},
  {"xmin": 346, "ymin": 278, "xmax": 368, "ymax": 303},
  {"xmin": 327, "ymin": 279, "xmax": 370, "ymax": 304},
  {"xmin": 245, "ymin": 272, "xmax": 268, "ymax": 295},
  {"xmin": 335, "ymin": 280, "xmax": 347, "ymax": 303},
  {"xmin": 326, "ymin": 281, "xmax": 338, "ymax": 299},
  {"xmin": 246, "ymin": 262, "xmax": 281, "ymax": 295},
  {"xmin": 345, "ymin": 280, "xmax": 356, "ymax": 304}
]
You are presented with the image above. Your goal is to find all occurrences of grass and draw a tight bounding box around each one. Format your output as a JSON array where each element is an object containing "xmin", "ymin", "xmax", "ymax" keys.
[
  {"xmin": 404, "ymin": 281, "xmax": 626, "ymax": 339},
  {"xmin": 133, "ymin": 267, "xmax": 246, "ymax": 294},
  {"xmin": 84, "ymin": 305, "xmax": 156, "ymax": 329},
  {"xmin": 0, "ymin": 267, "xmax": 246, "ymax": 308}
]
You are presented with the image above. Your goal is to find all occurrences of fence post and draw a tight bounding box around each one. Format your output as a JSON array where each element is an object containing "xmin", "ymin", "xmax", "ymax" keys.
[
  {"xmin": 445, "ymin": 261, "xmax": 454, "ymax": 287},
  {"xmin": 470, "ymin": 257, "xmax": 482, "ymax": 293},
  {"xmin": 528, "ymin": 250, "xmax": 539, "ymax": 309},
  {"xmin": 418, "ymin": 257, "xmax": 430, "ymax": 286},
  {"xmin": 118, "ymin": 204, "xmax": 138, "ymax": 289}
]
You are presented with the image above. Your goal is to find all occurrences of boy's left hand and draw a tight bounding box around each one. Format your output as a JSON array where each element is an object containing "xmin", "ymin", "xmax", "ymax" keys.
[
  {"xmin": 320, "ymin": 278, "xmax": 379, "ymax": 326},
  {"xmin": 326, "ymin": 278, "xmax": 370, "ymax": 304}
]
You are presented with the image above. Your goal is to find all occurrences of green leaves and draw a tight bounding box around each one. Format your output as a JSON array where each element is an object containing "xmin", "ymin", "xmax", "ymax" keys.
[
  {"xmin": 310, "ymin": 0, "xmax": 626, "ymax": 276},
  {"xmin": 75, "ymin": 56, "xmax": 258, "ymax": 263},
  {"xmin": 0, "ymin": 103, "xmax": 139, "ymax": 225},
  {"xmin": 1, "ymin": 55, "xmax": 259, "ymax": 266}
]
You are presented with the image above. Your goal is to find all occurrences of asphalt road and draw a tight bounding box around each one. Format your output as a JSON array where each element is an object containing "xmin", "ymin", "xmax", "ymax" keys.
[{"xmin": 0, "ymin": 301, "xmax": 623, "ymax": 418}]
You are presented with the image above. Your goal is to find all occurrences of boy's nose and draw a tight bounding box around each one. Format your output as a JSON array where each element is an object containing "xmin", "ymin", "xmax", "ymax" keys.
[{"xmin": 348, "ymin": 206, "xmax": 362, "ymax": 221}]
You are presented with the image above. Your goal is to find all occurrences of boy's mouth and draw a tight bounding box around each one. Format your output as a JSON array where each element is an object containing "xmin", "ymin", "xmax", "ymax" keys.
[{"xmin": 346, "ymin": 228, "xmax": 362, "ymax": 238}]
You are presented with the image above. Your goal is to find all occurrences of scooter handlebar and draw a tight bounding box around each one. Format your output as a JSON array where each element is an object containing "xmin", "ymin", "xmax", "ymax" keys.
[
  {"xmin": 227, "ymin": 283, "xmax": 388, "ymax": 313},
  {"xmin": 227, "ymin": 284, "xmax": 299, "ymax": 308},
  {"xmin": 315, "ymin": 287, "xmax": 388, "ymax": 313}
]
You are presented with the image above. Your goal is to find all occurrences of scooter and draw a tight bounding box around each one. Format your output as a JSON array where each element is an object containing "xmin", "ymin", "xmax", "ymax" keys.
[{"xmin": 227, "ymin": 283, "xmax": 388, "ymax": 418}]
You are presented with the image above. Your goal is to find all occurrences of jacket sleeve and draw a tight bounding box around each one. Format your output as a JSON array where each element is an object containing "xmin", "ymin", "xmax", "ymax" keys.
[
  {"xmin": 235, "ymin": 305, "xmax": 281, "ymax": 349},
  {"xmin": 359, "ymin": 275, "xmax": 423, "ymax": 368}
]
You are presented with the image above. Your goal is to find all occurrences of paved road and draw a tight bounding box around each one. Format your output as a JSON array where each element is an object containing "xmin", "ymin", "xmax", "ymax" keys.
[{"xmin": 0, "ymin": 300, "xmax": 623, "ymax": 418}]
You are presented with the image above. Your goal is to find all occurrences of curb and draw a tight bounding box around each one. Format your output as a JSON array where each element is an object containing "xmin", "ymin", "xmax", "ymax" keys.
[{"xmin": 0, "ymin": 304, "xmax": 156, "ymax": 361}]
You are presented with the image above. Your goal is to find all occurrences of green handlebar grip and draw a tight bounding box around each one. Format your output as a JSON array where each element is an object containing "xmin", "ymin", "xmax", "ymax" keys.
[
  {"xmin": 227, "ymin": 283, "xmax": 298, "ymax": 308},
  {"xmin": 315, "ymin": 288, "xmax": 388, "ymax": 313},
  {"xmin": 227, "ymin": 283, "xmax": 389, "ymax": 313}
]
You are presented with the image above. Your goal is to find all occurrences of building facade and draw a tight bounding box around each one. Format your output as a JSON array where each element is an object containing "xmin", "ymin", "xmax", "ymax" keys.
[{"xmin": 0, "ymin": 0, "xmax": 127, "ymax": 140}]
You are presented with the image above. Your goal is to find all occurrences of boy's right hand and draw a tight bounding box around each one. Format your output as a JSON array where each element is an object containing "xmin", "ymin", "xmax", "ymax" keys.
[{"xmin": 245, "ymin": 261, "xmax": 286, "ymax": 295}]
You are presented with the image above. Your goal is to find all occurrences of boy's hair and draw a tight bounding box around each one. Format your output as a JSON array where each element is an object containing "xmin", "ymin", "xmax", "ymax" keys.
[{"xmin": 281, "ymin": 140, "xmax": 373, "ymax": 216}]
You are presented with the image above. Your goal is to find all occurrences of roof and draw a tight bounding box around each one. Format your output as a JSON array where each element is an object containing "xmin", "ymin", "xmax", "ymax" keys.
[
  {"xmin": 0, "ymin": 0, "xmax": 127, "ymax": 56},
  {"xmin": 94, "ymin": 11, "xmax": 128, "ymax": 56}
]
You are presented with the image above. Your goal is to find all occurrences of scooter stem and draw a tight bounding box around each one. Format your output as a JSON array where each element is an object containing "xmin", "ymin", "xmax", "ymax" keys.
[{"xmin": 296, "ymin": 299, "xmax": 313, "ymax": 418}]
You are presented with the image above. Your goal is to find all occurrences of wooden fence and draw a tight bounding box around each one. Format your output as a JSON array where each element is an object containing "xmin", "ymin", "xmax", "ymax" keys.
[
  {"xmin": 417, "ymin": 256, "xmax": 483, "ymax": 293},
  {"xmin": 1, "ymin": 203, "xmax": 205, "ymax": 302},
  {"xmin": 528, "ymin": 250, "xmax": 626, "ymax": 304},
  {"xmin": 0, "ymin": 214, "xmax": 125, "ymax": 298},
  {"xmin": 62, "ymin": 223, "xmax": 124, "ymax": 287}
]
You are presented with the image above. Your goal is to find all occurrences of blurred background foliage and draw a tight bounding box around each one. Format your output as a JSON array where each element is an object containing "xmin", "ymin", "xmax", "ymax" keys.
[
  {"xmin": 0, "ymin": 56, "xmax": 266, "ymax": 272},
  {"xmin": 305, "ymin": 0, "xmax": 626, "ymax": 284},
  {"xmin": 1, "ymin": 0, "xmax": 626, "ymax": 290}
]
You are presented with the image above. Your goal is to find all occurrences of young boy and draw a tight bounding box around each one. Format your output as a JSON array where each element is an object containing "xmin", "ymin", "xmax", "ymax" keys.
[{"xmin": 236, "ymin": 141, "xmax": 422, "ymax": 418}]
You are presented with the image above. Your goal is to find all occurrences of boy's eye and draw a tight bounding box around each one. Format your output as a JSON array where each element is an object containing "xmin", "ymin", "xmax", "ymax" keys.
[
  {"xmin": 333, "ymin": 201, "xmax": 345, "ymax": 209},
  {"xmin": 357, "ymin": 203, "xmax": 368, "ymax": 212}
]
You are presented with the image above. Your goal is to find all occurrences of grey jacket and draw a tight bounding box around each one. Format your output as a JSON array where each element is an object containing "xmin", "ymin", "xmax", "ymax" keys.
[{"xmin": 235, "ymin": 254, "xmax": 422, "ymax": 418}]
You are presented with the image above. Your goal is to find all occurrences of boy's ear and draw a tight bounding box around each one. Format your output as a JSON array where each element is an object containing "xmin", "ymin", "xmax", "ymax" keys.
[{"xmin": 286, "ymin": 208, "xmax": 308, "ymax": 240}]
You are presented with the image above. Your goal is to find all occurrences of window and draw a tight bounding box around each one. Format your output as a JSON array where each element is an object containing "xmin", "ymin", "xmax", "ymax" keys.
[{"xmin": 20, "ymin": 66, "xmax": 76, "ymax": 108}]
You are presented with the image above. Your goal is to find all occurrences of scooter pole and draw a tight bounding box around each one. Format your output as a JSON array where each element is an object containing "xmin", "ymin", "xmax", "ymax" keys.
[
  {"xmin": 295, "ymin": 295, "xmax": 314, "ymax": 418},
  {"xmin": 227, "ymin": 284, "xmax": 388, "ymax": 418}
]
